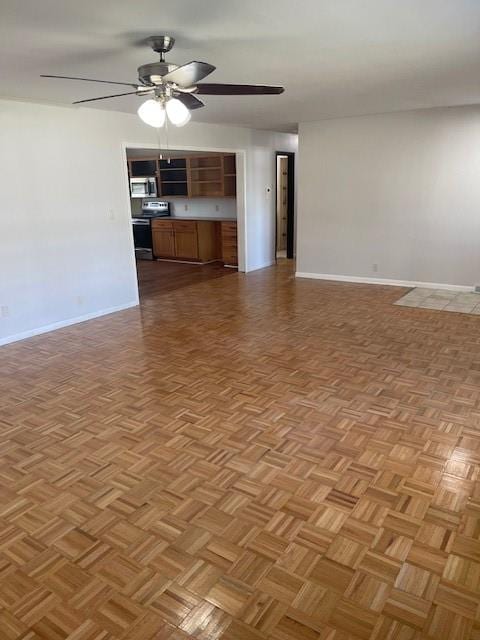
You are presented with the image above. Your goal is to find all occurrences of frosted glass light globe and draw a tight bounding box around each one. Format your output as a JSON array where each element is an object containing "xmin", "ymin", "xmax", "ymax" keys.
[
  {"xmin": 137, "ymin": 99, "xmax": 166, "ymax": 128},
  {"xmin": 166, "ymin": 98, "xmax": 191, "ymax": 126}
]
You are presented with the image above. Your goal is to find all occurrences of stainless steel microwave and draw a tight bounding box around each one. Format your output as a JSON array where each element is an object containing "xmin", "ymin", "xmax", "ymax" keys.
[{"xmin": 130, "ymin": 177, "xmax": 157, "ymax": 198}]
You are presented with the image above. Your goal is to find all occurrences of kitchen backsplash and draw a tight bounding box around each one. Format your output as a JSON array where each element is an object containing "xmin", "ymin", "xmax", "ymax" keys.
[{"xmin": 130, "ymin": 197, "xmax": 236, "ymax": 219}]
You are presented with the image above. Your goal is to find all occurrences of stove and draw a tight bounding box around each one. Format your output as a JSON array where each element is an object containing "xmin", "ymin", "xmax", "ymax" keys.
[
  {"xmin": 132, "ymin": 200, "xmax": 170, "ymax": 260},
  {"xmin": 141, "ymin": 199, "xmax": 170, "ymax": 218}
]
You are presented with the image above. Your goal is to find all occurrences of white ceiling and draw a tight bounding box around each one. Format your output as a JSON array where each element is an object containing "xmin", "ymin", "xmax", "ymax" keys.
[{"xmin": 2, "ymin": 0, "xmax": 480, "ymax": 132}]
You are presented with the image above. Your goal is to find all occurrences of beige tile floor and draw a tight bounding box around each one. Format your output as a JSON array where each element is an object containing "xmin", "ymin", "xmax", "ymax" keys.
[{"xmin": 395, "ymin": 287, "xmax": 480, "ymax": 313}]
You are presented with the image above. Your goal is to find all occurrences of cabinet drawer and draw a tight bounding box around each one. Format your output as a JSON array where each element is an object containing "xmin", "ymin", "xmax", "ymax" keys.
[
  {"xmin": 222, "ymin": 239, "xmax": 237, "ymax": 251},
  {"xmin": 223, "ymin": 253, "xmax": 238, "ymax": 266},
  {"xmin": 172, "ymin": 220, "xmax": 197, "ymax": 232},
  {"xmin": 221, "ymin": 222, "xmax": 237, "ymax": 235},
  {"xmin": 151, "ymin": 219, "xmax": 173, "ymax": 230},
  {"xmin": 222, "ymin": 229, "xmax": 237, "ymax": 241}
]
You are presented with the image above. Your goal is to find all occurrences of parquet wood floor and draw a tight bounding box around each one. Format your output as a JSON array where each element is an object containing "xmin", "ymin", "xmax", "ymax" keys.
[
  {"xmin": 1, "ymin": 259, "xmax": 480, "ymax": 639},
  {"xmin": 136, "ymin": 259, "xmax": 235, "ymax": 298}
]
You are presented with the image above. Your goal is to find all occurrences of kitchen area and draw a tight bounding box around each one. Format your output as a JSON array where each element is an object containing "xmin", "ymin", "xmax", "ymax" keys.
[{"xmin": 128, "ymin": 149, "xmax": 238, "ymax": 296}]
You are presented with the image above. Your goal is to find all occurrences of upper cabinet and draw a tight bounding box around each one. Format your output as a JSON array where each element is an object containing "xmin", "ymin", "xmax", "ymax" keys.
[
  {"xmin": 130, "ymin": 159, "xmax": 157, "ymax": 177},
  {"xmin": 223, "ymin": 154, "xmax": 236, "ymax": 197},
  {"xmin": 188, "ymin": 155, "xmax": 224, "ymax": 198},
  {"xmin": 128, "ymin": 154, "xmax": 236, "ymax": 198},
  {"xmin": 159, "ymin": 158, "xmax": 188, "ymax": 197}
]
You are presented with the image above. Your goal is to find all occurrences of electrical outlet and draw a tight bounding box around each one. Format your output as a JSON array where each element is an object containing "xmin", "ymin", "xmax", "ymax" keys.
[
  {"xmin": 372, "ymin": 263, "xmax": 379, "ymax": 273},
  {"xmin": 1, "ymin": 305, "xmax": 9, "ymax": 318},
  {"xmin": 215, "ymin": 204, "xmax": 220, "ymax": 212},
  {"xmin": 108, "ymin": 209, "xmax": 115, "ymax": 220}
]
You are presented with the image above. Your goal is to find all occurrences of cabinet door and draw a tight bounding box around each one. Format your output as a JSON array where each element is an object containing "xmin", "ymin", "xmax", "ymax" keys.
[
  {"xmin": 130, "ymin": 159, "xmax": 157, "ymax": 177},
  {"xmin": 174, "ymin": 222, "xmax": 198, "ymax": 259},
  {"xmin": 152, "ymin": 229, "xmax": 175, "ymax": 258},
  {"xmin": 221, "ymin": 222, "xmax": 238, "ymax": 266}
]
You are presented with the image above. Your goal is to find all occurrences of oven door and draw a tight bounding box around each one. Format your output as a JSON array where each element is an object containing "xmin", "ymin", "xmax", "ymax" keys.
[{"xmin": 132, "ymin": 219, "xmax": 152, "ymax": 248}]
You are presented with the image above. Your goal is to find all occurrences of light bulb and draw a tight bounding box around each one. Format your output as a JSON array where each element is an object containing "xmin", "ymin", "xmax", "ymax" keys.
[
  {"xmin": 137, "ymin": 99, "xmax": 166, "ymax": 128},
  {"xmin": 166, "ymin": 98, "xmax": 191, "ymax": 127}
]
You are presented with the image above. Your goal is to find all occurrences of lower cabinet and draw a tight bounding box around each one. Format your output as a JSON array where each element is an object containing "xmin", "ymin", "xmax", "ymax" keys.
[
  {"xmin": 152, "ymin": 219, "xmax": 228, "ymax": 263},
  {"xmin": 152, "ymin": 222, "xmax": 175, "ymax": 258},
  {"xmin": 173, "ymin": 221, "xmax": 199, "ymax": 259},
  {"xmin": 220, "ymin": 222, "xmax": 238, "ymax": 267}
]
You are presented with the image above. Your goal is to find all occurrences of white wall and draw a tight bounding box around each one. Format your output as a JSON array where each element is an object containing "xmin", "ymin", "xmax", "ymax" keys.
[
  {"xmin": 297, "ymin": 106, "xmax": 480, "ymax": 288},
  {"xmin": 0, "ymin": 99, "xmax": 296, "ymax": 345},
  {"xmin": 130, "ymin": 197, "xmax": 237, "ymax": 219}
]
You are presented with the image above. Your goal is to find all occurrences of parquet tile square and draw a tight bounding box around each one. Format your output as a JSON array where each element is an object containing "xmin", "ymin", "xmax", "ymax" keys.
[
  {"xmin": 257, "ymin": 566, "xmax": 303, "ymax": 605},
  {"xmin": 179, "ymin": 601, "xmax": 232, "ymax": 639},
  {"xmin": 0, "ymin": 610, "xmax": 28, "ymax": 640},
  {"xmin": 344, "ymin": 571, "xmax": 391, "ymax": 613},
  {"xmin": 149, "ymin": 584, "xmax": 203, "ymax": 627},
  {"xmin": 3, "ymin": 261, "xmax": 480, "ymax": 639},
  {"xmin": 433, "ymin": 581, "xmax": 478, "ymax": 619},
  {"xmin": 394, "ymin": 562, "xmax": 439, "ymax": 599},
  {"xmin": 205, "ymin": 575, "xmax": 253, "ymax": 616},
  {"xmin": 246, "ymin": 530, "xmax": 290, "ymax": 560},
  {"xmin": 228, "ymin": 550, "xmax": 272, "ymax": 587},
  {"xmin": 383, "ymin": 588, "xmax": 432, "ymax": 629},
  {"xmin": 32, "ymin": 605, "xmax": 85, "ymax": 640},
  {"xmin": 54, "ymin": 528, "xmax": 98, "ymax": 560},
  {"xmin": 94, "ymin": 592, "xmax": 145, "ymax": 634},
  {"xmin": 325, "ymin": 535, "xmax": 368, "ymax": 569},
  {"xmin": 328, "ymin": 597, "xmax": 379, "ymax": 639},
  {"xmin": 309, "ymin": 558, "xmax": 355, "ymax": 592},
  {"xmin": 426, "ymin": 604, "xmax": 474, "ymax": 640},
  {"xmin": 240, "ymin": 591, "xmax": 287, "ymax": 633}
]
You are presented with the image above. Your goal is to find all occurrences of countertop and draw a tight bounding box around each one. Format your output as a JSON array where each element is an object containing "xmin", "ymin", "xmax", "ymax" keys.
[{"xmin": 151, "ymin": 216, "xmax": 237, "ymax": 223}]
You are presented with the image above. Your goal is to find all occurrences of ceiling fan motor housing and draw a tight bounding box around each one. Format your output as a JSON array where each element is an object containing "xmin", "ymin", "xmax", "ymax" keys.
[{"xmin": 138, "ymin": 62, "xmax": 178, "ymax": 86}]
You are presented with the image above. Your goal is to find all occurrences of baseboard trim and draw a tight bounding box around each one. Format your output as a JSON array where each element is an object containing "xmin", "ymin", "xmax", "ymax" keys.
[
  {"xmin": 295, "ymin": 272, "xmax": 473, "ymax": 292},
  {"xmin": 0, "ymin": 301, "xmax": 139, "ymax": 347}
]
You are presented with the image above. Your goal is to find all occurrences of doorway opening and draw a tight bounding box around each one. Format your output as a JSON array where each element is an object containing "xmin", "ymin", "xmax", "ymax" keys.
[
  {"xmin": 123, "ymin": 145, "xmax": 245, "ymax": 301},
  {"xmin": 275, "ymin": 151, "xmax": 295, "ymax": 260}
]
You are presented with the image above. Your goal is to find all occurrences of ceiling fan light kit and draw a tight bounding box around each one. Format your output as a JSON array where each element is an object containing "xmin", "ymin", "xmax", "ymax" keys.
[
  {"xmin": 41, "ymin": 35, "xmax": 284, "ymax": 128},
  {"xmin": 165, "ymin": 98, "xmax": 191, "ymax": 126},
  {"xmin": 137, "ymin": 98, "xmax": 166, "ymax": 127}
]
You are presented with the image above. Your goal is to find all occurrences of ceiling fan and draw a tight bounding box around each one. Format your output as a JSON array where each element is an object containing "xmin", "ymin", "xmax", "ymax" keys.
[{"xmin": 41, "ymin": 35, "xmax": 284, "ymax": 127}]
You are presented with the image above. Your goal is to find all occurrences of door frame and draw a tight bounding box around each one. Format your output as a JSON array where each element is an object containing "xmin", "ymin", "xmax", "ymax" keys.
[
  {"xmin": 121, "ymin": 142, "xmax": 247, "ymax": 277},
  {"xmin": 275, "ymin": 151, "xmax": 295, "ymax": 260}
]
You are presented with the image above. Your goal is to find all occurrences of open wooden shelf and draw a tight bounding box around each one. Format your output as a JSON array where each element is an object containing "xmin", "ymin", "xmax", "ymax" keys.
[{"xmin": 128, "ymin": 153, "xmax": 236, "ymax": 198}]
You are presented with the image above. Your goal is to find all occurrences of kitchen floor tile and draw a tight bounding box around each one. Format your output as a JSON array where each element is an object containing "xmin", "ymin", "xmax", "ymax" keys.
[{"xmin": 395, "ymin": 288, "xmax": 480, "ymax": 316}]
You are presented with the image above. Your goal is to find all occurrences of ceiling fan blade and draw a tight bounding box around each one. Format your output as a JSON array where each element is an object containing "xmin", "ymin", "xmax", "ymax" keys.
[
  {"xmin": 196, "ymin": 83, "xmax": 284, "ymax": 95},
  {"xmin": 41, "ymin": 74, "xmax": 139, "ymax": 88},
  {"xmin": 73, "ymin": 90, "xmax": 151, "ymax": 104},
  {"xmin": 175, "ymin": 93, "xmax": 205, "ymax": 110},
  {"xmin": 162, "ymin": 61, "xmax": 216, "ymax": 87}
]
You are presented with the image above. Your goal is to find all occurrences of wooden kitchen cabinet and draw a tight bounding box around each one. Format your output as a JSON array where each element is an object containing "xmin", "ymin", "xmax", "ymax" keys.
[
  {"xmin": 151, "ymin": 220, "xmax": 175, "ymax": 258},
  {"xmin": 130, "ymin": 158, "xmax": 157, "ymax": 177},
  {"xmin": 151, "ymin": 219, "xmax": 222, "ymax": 263},
  {"xmin": 127, "ymin": 153, "xmax": 236, "ymax": 198},
  {"xmin": 174, "ymin": 221, "xmax": 199, "ymax": 259},
  {"xmin": 152, "ymin": 229, "xmax": 175, "ymax": 258},
  {"xmin": 220, "ymin": 221, "xmax": 238, "ymax": 266}
]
